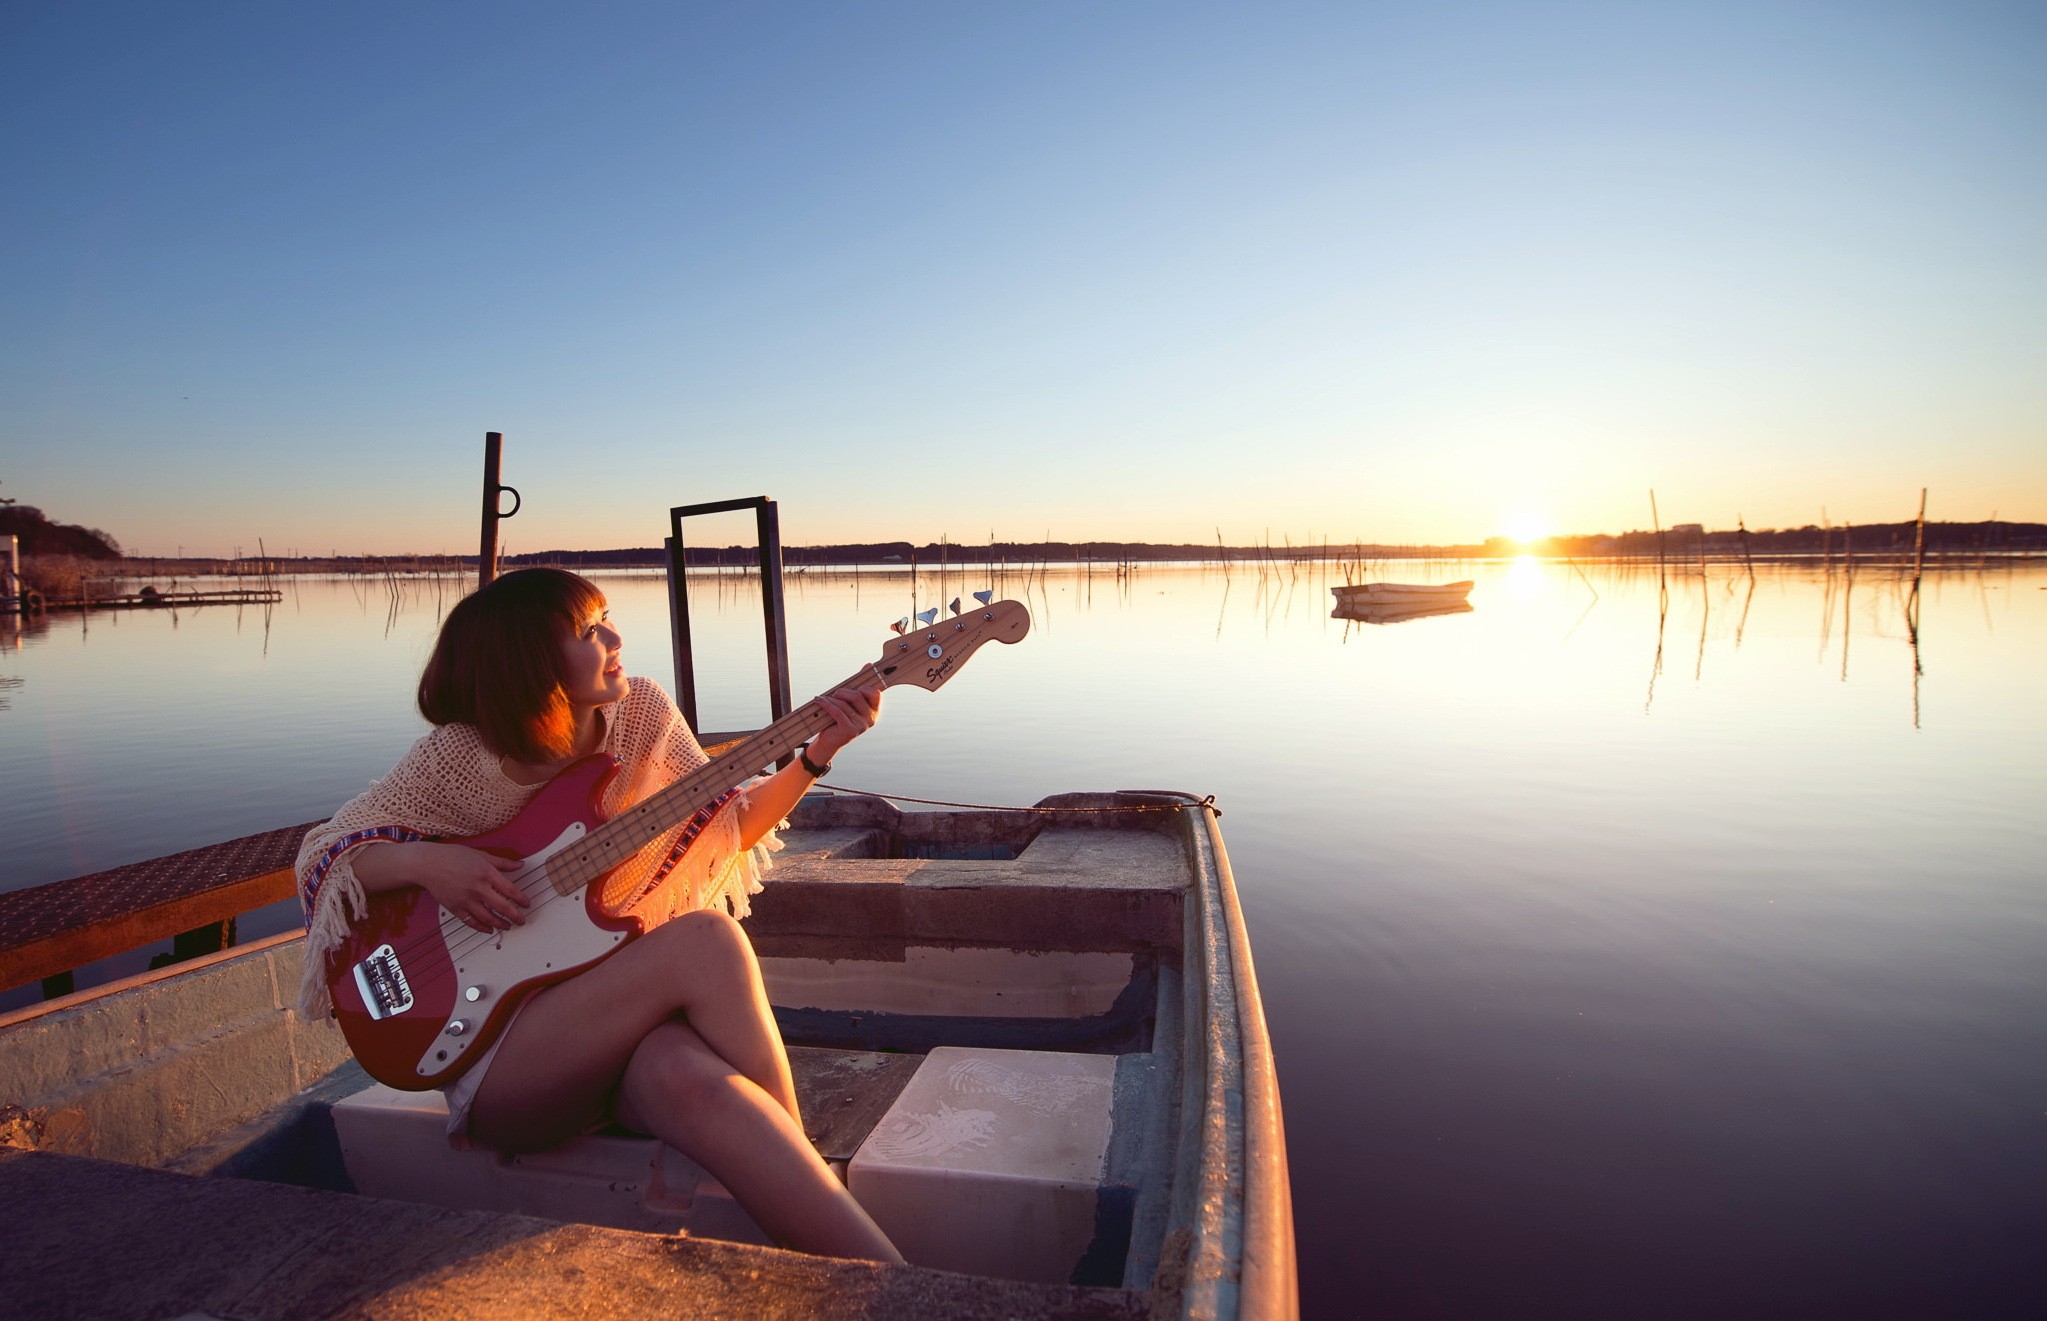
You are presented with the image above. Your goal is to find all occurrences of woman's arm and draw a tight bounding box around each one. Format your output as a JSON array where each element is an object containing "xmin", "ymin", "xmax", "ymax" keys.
[
  {"xmin": 352, "ymin": 840, "xmax": 530, "ymax": 932},
  {"xmin": 733, "ymin": 683, "xmax": 881, "ymax": 848}
]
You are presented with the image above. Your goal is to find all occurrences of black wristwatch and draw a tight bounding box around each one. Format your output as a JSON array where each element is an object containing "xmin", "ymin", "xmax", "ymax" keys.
[{"xmin": 798, "ymin": 745, "xmax": 832, "ymax": 778}]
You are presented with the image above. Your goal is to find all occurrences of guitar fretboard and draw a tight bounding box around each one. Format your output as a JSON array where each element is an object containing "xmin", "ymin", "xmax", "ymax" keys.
[{"xmin": 542, "ymin": 666, "xmax": 874, "ymax": 897}]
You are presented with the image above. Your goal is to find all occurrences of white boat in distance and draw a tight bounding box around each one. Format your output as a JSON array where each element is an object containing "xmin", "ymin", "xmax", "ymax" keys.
[{"xmin": 1330, "ymin": 579, "xmax": 1473, "ymax": 603}]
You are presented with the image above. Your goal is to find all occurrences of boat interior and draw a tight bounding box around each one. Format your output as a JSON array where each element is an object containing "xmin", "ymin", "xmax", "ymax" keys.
[{"xmin": 0, "ymin": 791, "xmax": 1286, "ymax": 1318}]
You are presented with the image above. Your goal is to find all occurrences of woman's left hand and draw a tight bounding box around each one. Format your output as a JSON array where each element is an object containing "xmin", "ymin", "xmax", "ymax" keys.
[{"xmin": 808, "ymin": 682, "xmax": 882, "ymax": 765}]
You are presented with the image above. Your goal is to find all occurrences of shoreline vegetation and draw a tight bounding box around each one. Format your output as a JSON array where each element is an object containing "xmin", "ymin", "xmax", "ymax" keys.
[
  {"xmin": 61, "ymin": 518, "xmax": 2047, "ymax": 578},
  {"xmin": 4, "ymin": 499, "xmax": 2044, "ymax": 603}
]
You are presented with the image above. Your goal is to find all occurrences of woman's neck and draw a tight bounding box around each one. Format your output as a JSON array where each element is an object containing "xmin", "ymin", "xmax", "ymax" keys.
[{"xmin": 501, "ymin": 704, "xmax": 606, "ymax": 786}]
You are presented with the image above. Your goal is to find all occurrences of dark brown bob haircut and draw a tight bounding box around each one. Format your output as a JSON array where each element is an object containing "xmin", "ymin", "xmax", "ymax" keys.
[{"xmin": 418, "ymin": 568, "xmax": 607, "ymax": 764}]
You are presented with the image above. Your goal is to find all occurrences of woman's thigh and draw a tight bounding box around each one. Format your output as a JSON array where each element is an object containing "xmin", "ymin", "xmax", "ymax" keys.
[{"xmin": 464, "ymin": 911, "xmax": 750, "ymax": 1150}]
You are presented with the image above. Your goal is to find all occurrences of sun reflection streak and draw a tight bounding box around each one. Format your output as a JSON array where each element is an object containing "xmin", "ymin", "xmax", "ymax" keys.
[{"xmin": 1505, "ymin": 554, "xmax": 1546, "ymax": 598}]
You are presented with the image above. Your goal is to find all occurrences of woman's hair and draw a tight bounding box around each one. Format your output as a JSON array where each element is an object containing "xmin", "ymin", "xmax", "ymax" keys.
[{"xmin": 418, "ymin": 568, "xmax": 608, "ymax": 764}]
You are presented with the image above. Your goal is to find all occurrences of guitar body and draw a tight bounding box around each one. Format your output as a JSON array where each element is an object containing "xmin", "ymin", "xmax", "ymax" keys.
[{"xmin": 327, "ymin": 754, "xmax": 642, "ymax": 1090}]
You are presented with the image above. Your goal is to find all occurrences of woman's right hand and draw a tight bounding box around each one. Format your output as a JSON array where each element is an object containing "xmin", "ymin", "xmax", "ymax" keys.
[{"xmin": 359, "ymin": 841, "xmax": 530, "ymax": 932}]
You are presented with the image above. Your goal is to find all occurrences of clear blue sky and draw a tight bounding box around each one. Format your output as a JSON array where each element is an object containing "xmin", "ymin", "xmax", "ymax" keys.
[{"xmin": 4, "ymin": 1, "xmax": 2043, "ymax": 555}]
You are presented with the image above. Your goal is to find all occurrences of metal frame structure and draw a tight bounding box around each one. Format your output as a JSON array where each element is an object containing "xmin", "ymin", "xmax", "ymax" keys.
[{"xmin": 663, "ymin": 496, "xmax": 791, "ymax": 738}]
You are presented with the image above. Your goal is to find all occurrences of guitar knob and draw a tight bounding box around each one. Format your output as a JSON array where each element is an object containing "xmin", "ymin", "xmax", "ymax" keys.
[
  {"xmin": 446, "ymin": 1020, "xmax": 467, "ymax": 1037},
  {"xmin": 465, "ymin": 986, "xmax": 485, "ymax": 1002}
]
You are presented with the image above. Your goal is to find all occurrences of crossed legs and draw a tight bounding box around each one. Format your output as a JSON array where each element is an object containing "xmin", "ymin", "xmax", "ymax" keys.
[{"xmin": 466, "ymin": 908, "xmax": 901, "ymax": 1263}]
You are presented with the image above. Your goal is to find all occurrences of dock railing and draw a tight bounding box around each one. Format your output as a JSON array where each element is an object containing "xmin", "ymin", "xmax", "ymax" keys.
[{"xmin": 0, "ymin": 823, "xmax": 315, "ymax": 1000}]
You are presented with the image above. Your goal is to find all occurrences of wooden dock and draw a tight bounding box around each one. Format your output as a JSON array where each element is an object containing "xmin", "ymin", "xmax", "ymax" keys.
[{"xmin": 41, "ymin": 587, "xmax": 284, "ymax": 610}]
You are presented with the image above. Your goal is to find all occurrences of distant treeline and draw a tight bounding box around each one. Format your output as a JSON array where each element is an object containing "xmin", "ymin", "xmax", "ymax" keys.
[
  {"xmin": 30, "ymin": 520, "xmax": 2047, "ymax": 578},
  {"xmin": 1502, "ymin": 520, "xmax": 2047, "ymax": 559},
  {"xmin": 0, "ymin": 505, "xmax": 123, "ymax": 558},
  {"xmin": 499, "ymin": 540, "xmax": 1463, "ymax": 568}
]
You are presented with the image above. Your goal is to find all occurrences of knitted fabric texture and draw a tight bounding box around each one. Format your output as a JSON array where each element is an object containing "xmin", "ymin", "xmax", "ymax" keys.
[{"xmin": 293, "ymin": 676, "xmax": 778, "ymax": 1020}]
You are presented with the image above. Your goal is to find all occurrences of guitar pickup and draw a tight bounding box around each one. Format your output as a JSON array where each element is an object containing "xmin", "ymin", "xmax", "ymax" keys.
[{"xmin": 353, "ymin": 944, "xmax": 414, "ymax": 1020}]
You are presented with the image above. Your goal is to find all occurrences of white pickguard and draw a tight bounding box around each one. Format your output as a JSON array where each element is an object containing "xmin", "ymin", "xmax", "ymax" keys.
[{"xmin": 412, "ymin": 820, "xmax": 628, "ymax": 1079}]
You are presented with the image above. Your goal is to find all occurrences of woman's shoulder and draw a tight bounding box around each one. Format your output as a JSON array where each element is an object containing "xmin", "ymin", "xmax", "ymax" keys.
[
  {"xmin": 618, "ymin": 675, "xmax": 679, "ymax": 720},
  {"xmin": 391, "ymin": 719, "xmax": 496, "ymax": 778},
  {"xmin": 609, "ymin": 676, "xmax": 701, "ymax": 757}
]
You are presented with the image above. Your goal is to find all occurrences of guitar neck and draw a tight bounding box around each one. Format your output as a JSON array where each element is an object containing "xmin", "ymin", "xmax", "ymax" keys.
[{"xmin": 545, "ymin": 667, "xmax": 872, "ymax": 894}]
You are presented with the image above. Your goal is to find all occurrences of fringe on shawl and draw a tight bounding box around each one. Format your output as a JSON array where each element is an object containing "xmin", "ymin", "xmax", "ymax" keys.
[
  {"xmin": 710, "ymin": 812, "xmax": 785, "ymax": 922},
  {"xmin": 295, "ymin": 843, "xmax": 384, "ymax": 1021}
]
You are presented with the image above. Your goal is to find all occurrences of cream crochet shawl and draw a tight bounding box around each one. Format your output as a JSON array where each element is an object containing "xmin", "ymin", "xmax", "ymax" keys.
[{"xmin": 293, "ymin": 676, "xmax": 776, "ymax": 1020}]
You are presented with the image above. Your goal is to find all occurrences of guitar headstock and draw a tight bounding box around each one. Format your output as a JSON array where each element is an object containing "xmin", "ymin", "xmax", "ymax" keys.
[{"xmin": 869, "ymin": 597, "xmax": 1031, "ymax": 692}]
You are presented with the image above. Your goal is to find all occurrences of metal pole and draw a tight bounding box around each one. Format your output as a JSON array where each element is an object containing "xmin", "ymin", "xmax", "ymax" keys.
[
  {"xmin": 756, "ymin": 500, "xmax": 792, "ymax": 726},
  {"xmin": 479, "ymin": 432, "xmax": 504, "ymax": 589},
  {"xmin": 664, "ymin": 533, "xmax": 697, "ymax": 731}
]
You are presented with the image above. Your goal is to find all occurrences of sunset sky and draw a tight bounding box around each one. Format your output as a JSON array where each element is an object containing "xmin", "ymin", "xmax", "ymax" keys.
[{"xmin": 5, "ymin": 2, "xmax": 2043, "ymax": 556}]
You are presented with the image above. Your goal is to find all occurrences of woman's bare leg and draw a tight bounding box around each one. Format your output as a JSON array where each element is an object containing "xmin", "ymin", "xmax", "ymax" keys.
[
  {"xmin": 615, "ymin": 1019, "xmax": 901, "ymax": 1262},
  {"xmin": 465, "ymin": 910, "xmax": 899, "ymax": 1261},
  {"xmin": 469, "ymin": 909, "xmax": 797, "ymax": 1147}
]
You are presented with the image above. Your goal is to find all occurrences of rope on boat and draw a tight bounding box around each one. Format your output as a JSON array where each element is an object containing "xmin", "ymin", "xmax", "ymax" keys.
[{"xmin": 814, "ymin": 785, "xmax": 1221, "ymax": 816}]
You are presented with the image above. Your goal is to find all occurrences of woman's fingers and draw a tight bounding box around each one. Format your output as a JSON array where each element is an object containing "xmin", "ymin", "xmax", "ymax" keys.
[
  {"xmin": 489, "ymin": 873, "xmax": 531, "ymax": 922},
  {"xmin": 459, "ymin": 863, "xmax": 529, "ymax": 931}
]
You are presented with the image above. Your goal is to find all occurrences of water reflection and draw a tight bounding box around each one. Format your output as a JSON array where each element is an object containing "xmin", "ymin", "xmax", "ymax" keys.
[{"xmin": 2, "ymin": 558, "xmax": 2043, "ymax": 1314}]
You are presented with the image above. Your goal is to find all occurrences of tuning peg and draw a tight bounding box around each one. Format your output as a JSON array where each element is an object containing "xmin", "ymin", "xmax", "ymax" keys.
[
  {"xmin": 949, "ymin": 597, "xmax": 962, "ymax": 616},
  {"xmin": 889, "ymin": 617, "xmax": 910, "ymax": 635},
  {"xmin": 917, "ymin": 607, "xmax": 939, "ymax": 627},
  {"xmin": 973, "ymin": 590, "xmax": 994, "ymax": 606}
]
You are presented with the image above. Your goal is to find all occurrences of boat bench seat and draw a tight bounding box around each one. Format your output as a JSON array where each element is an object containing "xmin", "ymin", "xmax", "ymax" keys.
[
  {"xmin": 330, "ymin": 1043, "xmax": 924, "ymax": 1242},
  {"xmin": 332, "ymin": 1044, "xmax": 1130, "ymax": 1284}
]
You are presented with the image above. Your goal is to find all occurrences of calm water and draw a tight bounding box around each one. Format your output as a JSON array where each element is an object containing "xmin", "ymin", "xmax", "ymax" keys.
[{"xmin": 3, "ymin": 560, "xmax": 2044, "ymax": 1318}]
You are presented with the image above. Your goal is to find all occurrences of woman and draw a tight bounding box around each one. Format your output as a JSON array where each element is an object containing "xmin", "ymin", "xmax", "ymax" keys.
[{"xmin": 295, "ymin": 568, "xmax": 901, "ymax": 1262}]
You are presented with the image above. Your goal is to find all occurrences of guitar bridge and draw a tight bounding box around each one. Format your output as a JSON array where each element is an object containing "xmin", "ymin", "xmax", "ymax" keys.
[{"xmin": 353, "ymin": 943, "xmax": 414, "ymax": 1020}]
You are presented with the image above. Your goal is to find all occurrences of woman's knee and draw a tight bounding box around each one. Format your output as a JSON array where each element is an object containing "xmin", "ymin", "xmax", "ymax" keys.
[
  {"xmin": 649, "ymin": 908, "xmax": 754, "ymax": 974},
  {"xmin": 668, "ymin": 906, "xmax": 746, "ymax": 946},
  {"xmin": 629, "ymin": 1029, "xmax": 744, "ymax": 1116}
]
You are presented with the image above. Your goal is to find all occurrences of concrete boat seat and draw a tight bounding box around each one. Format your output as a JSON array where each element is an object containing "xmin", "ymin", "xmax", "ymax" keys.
[
  {"xmin": 851, "ymin": 1046, "xmax": 1126, "ymax": 1285},
  {"xmin": 332, "ymin": 1043, "xmax": 927, "ymax": 1243},
  {"xmin": 331, "ymin": 1083, "xmax": 774, "ymax": 1241},
  {"xmin": 332, "ymin": 1043, "xmax": 1133, "ymax": 1285}
]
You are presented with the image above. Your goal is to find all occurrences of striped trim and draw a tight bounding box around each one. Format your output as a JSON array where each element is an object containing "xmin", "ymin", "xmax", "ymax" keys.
[
  {"xmin": 647, "ymin": 788, "xmax": 743, "ymax": 887},
  {"xmin": 303, "ymin": 825, "xmax": 427, "ymax": 909}
]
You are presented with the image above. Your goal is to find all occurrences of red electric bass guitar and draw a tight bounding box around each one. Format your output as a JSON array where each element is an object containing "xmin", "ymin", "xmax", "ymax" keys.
[{"xmin": 326, "ymin": 598, "xmax": 1031, "ymax": 1090}]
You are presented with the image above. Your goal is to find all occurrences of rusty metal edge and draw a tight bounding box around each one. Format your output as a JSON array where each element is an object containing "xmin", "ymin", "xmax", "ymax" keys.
[
  {"xmin": 1137, "ymin": 791, "xmax": 1297, "ymax": 1321},
  {"xmin": 1196, "ymin": 799, "xmax": 1298, "ymax": 1319}
]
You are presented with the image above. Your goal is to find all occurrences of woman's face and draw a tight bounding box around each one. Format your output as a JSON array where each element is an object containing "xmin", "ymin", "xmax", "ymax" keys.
[{"xmin": 558, "ymin": 599, "xmax": 628, "ymax": 709}]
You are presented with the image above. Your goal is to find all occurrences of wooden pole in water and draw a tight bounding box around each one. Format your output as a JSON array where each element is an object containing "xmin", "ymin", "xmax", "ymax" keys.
[
  {"xmin": 3, "ymin": 534, "xmax": 18, "ymax": 616},
  {"xmin": 1649, "ymin": 490, "xmax": 1666, "ymax": 581},
  {"xmin": 1912, "ymin": 488, "xmax": 1927, "ymax": 581},
  {"xmin": 479, "ymin": 432, "xmax": 505, "ymax": 589}
]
